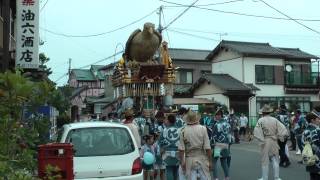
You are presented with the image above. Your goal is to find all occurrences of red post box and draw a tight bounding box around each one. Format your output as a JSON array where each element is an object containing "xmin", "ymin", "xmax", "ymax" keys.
[{"xmin": 38, "ymin": 143, "xmax": 74, "ymax": 180}]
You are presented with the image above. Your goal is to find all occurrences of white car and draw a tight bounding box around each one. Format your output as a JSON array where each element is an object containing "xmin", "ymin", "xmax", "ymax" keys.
[{"xmin": 57, "ymin": 121, "xmax": 143, "ymax": 180}]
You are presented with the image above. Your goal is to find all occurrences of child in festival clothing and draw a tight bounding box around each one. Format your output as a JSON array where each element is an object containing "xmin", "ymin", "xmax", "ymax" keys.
[
  {"xmin": 140, "ymin": 134, "xmax": 156, "ymax": 180},
  {"xmin": 153, "ymin": 132, "xmax": 165, "ymax": 180}
]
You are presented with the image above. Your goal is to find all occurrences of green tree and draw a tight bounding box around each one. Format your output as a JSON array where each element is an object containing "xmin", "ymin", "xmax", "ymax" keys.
[
  {"xmin": 39, "ymin": 53, "xmax": 52, "ymax": 77},
  {"xmin": 0, "ymin": 71, "xmax": 58, "ymax": 178}
]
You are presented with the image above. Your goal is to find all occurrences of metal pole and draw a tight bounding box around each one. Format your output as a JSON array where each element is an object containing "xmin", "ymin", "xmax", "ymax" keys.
[
  {"xmin": 68, "ymin": 58, "xmax": 72, "ymax": 76},
  {"xmin": 158, "ymin": 6, "xmax": 163, "ymax": 34},
  {"xmin": 317, "ymin": 59, "xmax": 320, "ymax": 85}
]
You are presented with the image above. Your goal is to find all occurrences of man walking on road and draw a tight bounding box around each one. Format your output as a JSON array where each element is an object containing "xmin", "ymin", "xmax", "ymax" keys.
[
  {"xmin": 179, "ymin": 110, "xmax": 212, "ymax": 180},
  {"xmin": 276, "ymin": 105, "xmax": 291, "ymax": 167},
  {"xmin": 239, "ymin": 113, "xmax": 248, "ymax": 140},
  {"xmin": 254, "ymin": 104, "xmax": 288, "ymax": 180}
]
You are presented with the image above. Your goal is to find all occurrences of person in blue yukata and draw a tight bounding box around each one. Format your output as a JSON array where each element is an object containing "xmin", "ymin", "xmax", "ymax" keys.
[
  {"xmin": 303, "ymin": 111, "xmax": 320, "ymax": 180},
  {"xmin": 140, "ymin": 134, "xmax": 156, "ymax": 180},
  {"xmin": 200, "ymin": 111, "xmax": 214, "ymax": 139},
  {"xmin": 212, "ymin": 108, "xmax": 231, "ymax": 180},
  {"xmin": 134, "ymin": 111, "xmax": 147, "ymax": 139},
  {"xmin": 155, "ymin": 111, "xmax": 166, "ymax": 135},
  {"xmin": 276, "ymin": 104, "xmax": 291, "ymax": 167},
  {"xmin": 294, "ymin": 109, "xmax": 307, "ymax": 156},
  {"xmin": 153, "ymin": 111, "xmax": 166, "ymax": 180},
  {"xmin": 175, "ymin": 107, "xmax": 187, "ymax": 129},
  {"xmin": 228, "ymin": 113, "xmax": 239, "ymax": 144},
  {"xmin": 159, "ymin": 114, "xmax": 180, "ymax": 180}
]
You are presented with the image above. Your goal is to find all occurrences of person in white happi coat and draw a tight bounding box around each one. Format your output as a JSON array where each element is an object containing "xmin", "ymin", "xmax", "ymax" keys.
[
  {"xmin": 178, "ymin": 110, "xmax": 212, "ymax": 180},
  {"xmin": 254, "ymin": 104, "xmax": 288, "ymax": 180}
]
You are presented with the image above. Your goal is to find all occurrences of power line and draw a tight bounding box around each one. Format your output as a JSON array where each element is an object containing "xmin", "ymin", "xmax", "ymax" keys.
[
  {"xmin": 53, "ymin": 50, "xmax": 124, "ymax": 83},
  {"xmin": 162, "ymin": 0, "xmax": 200, "ymax": 30},
  {"xmin": 259, "ymin": 0, "xmax": 320, "ymax": 36},
  {"xmin": 197, "ymin": 0, "xmax": 244, "ymax": 6},
  {"xmin": 167, "ymin": 29, "xmax": 219, "ymax": 41},
  {"xmin": 54, "ymin": 73, "xmax": 68, "ymax": 83},
  {"xmin": 77, "ymin": 50, "xmax": 124, "ymax": 69},
  {"xmin": 164, "ymin": 0, "xmax": 244, "ymax": 7},
  {"xmin": 40, "ymin": 8, "xmax": 158, "ymax": 38},
  {"xmin": 161, "ymin": 0, "xmax": 320, "ymax": 22},
  {"xmin": 169, "ymin": 27, "xmax": 227, "ymax": 35},
  {"xmin": 169, "ymin": 27, "xmax": 320, "ymax": 39},
  {"xmin": 162, "ymin": 10, "xmax": 171, "ymax": 45},
  {"xmin": 40, "ymin": 0, "xmax": 49, "ymax": 12}
]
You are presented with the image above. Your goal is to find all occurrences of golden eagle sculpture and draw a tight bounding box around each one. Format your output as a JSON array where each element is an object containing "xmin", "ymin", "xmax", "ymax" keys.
[{"xmin": 125, "ymin": 22, "xmax": 162, "ymax": 63}]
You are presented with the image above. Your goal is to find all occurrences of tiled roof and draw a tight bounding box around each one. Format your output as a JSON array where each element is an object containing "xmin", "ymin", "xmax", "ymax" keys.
[
  {"xmin": 192, "ymin": 74, "xmax": 258, "ymax": 92},
  {"xmin": 72, "ymin": 69, "xmax": 95, "ymax": 81},
  {"xmin": 207, "ymin": 40, "xmax": 319, "ymax": 60},
  {"xmin": 245, "ymin": 83, "xmax": 260, "ymax": 91},
  {"xmin": 72, "ymin": 65, "xmax": 106, "ymax": 81},
  {"xmin": 169, "ymin": 48, "xmax": 211, "ymax": 61},
  {"xmin": 278, "ymin": 48, "xmax": 319, "ymax": 59},
  {"xmin": 100, "ymin": 62, "xmax": 117, "ymax": 70},
  {"xmin": 71, "ymin": 86, "xmax": 88, "ymax": 99},
  {"xmin": 85, "ymin": 96, "xmax": 114, "ymax": 104},
  {"xmin": 205, "ymin": 74, "xmax": 252, "ymax": 91},
  {"xmin": 174, "ymin": 84, "xmax": 192, "ymax": 94}
]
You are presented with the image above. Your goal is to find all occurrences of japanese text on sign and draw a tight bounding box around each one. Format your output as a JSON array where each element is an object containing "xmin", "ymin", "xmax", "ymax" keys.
[{"xmin": 16, "ymin": 0, "xmax": 39, "ymax": 69}]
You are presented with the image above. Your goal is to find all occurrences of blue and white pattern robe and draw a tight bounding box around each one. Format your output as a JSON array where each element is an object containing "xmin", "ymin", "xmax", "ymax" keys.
[
  {"xmin": 303, "ymin": 123, "xmax": 320, "ymax": 173},
  {"xmin": 276, "ymin": 113, "xmax": 290, "ymax": 129},
  {"xmin": 134, "ymin": 116, "xmax": 146, "ymax": 136},
  {"xmin": 212, "ymin": 119, "xmax": 231, "ymax": 145},
  {"xmin": 159, "ymin": 124, "xmax": 180, "ymax": 166},
  {"xmin": 175, "ymin": 115, "xmax": 185, "ymax": 129}
]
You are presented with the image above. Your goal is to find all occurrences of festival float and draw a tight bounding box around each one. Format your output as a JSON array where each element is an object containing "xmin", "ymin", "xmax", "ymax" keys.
[{"xmin": 112, "ymin": 22, "xmax": 175, "ymax": 116}]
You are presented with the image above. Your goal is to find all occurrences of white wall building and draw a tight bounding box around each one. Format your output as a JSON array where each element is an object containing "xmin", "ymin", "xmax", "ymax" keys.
[{"xmin": 195, "ymin": 40, "xmax": 319, "ymax": 120}]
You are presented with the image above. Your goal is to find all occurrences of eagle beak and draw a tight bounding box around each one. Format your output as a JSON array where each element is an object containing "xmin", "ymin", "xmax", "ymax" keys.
[{"xmin": 148, "ymin": 27, "xmax": 153, "ymax": 34}]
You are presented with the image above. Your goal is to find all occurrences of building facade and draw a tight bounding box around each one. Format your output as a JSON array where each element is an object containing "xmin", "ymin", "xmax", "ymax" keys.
[
  {"xmin": 68, "ymin": 65, "xmax": 107, "ymax": 120},
  {"xmin": 202, "ymin": 40, "xmax": 319, "ymax": 118},
  {"xmin": 169, "ymin": 48, "xmax": 212, "ymax": 97},
  {"xmin": 0, "ymin": 0, "xmax": 16, "ymax": 71}
]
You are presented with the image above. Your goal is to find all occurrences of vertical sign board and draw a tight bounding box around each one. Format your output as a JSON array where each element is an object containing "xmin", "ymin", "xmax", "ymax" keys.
[{"xmin": 16, "ymin": 0, "xmax": 39, "ymax": 69}]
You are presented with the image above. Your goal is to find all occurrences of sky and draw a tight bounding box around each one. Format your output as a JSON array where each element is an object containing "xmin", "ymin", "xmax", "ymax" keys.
[{"xmin": 39, "ymin": 0, "xmax": 320, "ymax": 85}]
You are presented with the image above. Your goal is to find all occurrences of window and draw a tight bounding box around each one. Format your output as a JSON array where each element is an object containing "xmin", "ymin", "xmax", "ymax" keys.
[
  {"xmin": 67, "ymin": 127, "xmax": 134, "ymax": 157},
  {"xmin": 286, "ymin": 64, "xmax": 313, "ymax": 85},
  {"xmin": 176, "ymin": 70, "xmax": 193, "ymax": 84},
  {"xmin": 256, "ymin": 96, "xmax": 311, "ymax": 115},
  {"xmin": 255, "ymin": 65, "xmax": 275, "ymax": 84}
]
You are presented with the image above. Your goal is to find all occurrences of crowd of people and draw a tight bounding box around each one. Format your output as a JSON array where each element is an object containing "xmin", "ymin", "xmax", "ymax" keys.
[
  {"xmin": 101, "ymin": 104, "xmax": 320, "ymax": 180},
  {"xmin": 102, "ymin": 107, "xmax": 244, "ymax": 180},
  {"xmin": 254, "ymin": 105, "xmax": 320, "ymax": 180}
]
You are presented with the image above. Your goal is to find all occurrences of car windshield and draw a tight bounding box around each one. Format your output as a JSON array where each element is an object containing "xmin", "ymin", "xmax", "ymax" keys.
[{"xmin": 66, "ymin": 127, "xmax": 134, "ymax": 157}]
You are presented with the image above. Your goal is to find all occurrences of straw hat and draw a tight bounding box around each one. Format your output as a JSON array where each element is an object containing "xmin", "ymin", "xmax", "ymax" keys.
[
  {"xmin": 260, "ymin": 104, "xmax": 273, "ymax": 113},
  {"xmin": 124, "ymin": 108, "xmax": 134, "ymax": 118},
  {"xmin": 183, "ymin": 110, "xmax": 201, "ymax": 125}
]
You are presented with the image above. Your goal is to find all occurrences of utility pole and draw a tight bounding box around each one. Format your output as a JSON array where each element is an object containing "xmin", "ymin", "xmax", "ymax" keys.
[
  {"xmin": 158, "ymin": 6, "xmax": 163, "ymax": 35},
  {"xmin": 317, "ymin": 59, "xmax": 319, "ymax": 86},
  {"xmin": 68, "ymin": 58, "xmax": 72, "ymax": 76},
  {"xmin": 219, "ymin": 33, "xmax": 228, "ymax": 42},
  {"xmin": 2, "ymin": 0, "xmax": 11, "ymax": 72}
]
